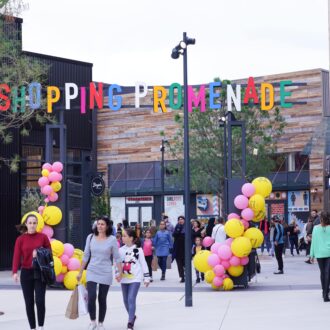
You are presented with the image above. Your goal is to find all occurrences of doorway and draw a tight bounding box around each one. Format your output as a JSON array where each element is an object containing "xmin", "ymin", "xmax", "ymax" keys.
[{"xmin": 126, "ymin": 204, "xmax": 153, "ymax": 227}]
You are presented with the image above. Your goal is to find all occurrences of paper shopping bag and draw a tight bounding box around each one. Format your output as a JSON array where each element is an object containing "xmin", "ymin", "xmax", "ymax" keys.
[
  {"xmin": 65, "ymin": 286, "xmax": 79, "ymax": 319},
  {"xmin": 152, "ymin": 256, "xmax": 158, "ymax": 271}
]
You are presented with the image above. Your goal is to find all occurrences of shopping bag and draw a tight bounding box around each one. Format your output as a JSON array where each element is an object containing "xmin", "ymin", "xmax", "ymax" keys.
[
  {"xmin": 152, "ymin": 256, "xmax": 158, "ymax": 271},
  {"xmin": 65, "ymin": 286, "xmax": 79, "ymax": 319},
  {"xmin": 78, "ymin": 284, "xmax": 88, "ymax": 316},
  {"xmin": 166, "ymin": 255, "xmax": 172, "ymax": 269}
]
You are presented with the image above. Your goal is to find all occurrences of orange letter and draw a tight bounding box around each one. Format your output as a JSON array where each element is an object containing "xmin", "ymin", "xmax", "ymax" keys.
[
  {"xmin": 47, "ymin": 86, "xmax": 60, "ymax": 113},
  {"xmin": 261, "ymin": 83, "xmax": 274, "ymax": 111},
  {"xmin": 153, "ymin": 86, "xmax": 167, "ymax": 112}
]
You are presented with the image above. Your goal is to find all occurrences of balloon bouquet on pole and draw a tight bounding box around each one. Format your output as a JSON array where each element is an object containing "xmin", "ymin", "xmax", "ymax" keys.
[
  {"xmin": 193, "ymin": 177, "xmax": 272, "ymax": 290},
  {"xmin": 21, "ymin": 161, "xmax": 86, "ymax": 290}
]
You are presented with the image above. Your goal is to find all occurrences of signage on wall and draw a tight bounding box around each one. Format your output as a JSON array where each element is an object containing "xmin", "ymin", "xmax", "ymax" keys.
[
  {"xmin": 126, "ymin": 196, "xmax": 154, "ymax": 204},
  {"xmin": 0, "ymin": 77, "xmax": 304, "ymax": 114},
  {"xmin": 288, "ymin": 191, "xmax": 309, "ymax": 212},
  {"xmin": 164, "ymin": 195, "xmax": 184, "ymax": 225},
  {"xmin": 196, "ymin": 194, "xmax": 219, "ymax": 217},
  {"xmin": 91, "ymin": 176, "xmax": 105, "ymax": 197}
]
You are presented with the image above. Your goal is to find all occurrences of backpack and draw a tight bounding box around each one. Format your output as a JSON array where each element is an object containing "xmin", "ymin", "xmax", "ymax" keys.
[{"xmin": 36, "ymin": 247, "xmax": 56, "ymax": 286}]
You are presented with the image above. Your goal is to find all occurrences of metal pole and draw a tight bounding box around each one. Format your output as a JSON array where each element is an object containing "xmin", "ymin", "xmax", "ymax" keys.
[
  {"xmin": 183, "ymin": 31, "xmax": 192, "ymax": 307},
  {"xmin": 161, "ymin": 140, "xmax": 165, "ymax": 214},
  {"xmin": 223, "ymin": 119, "xmax": 228, "ymax": 218}
]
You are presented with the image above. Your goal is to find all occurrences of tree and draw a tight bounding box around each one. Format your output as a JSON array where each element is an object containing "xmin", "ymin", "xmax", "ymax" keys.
[
  {"xmin": 21, "ymin": 187, "xmax": 43, "ymax": 216},
  {"xmin": 91, "ymin": 189, "xmax": 111, "ymax": 221},
  {"xmin": 163, "ymin": 79, "xmax": 286, "ymax": 205},
  {"xmin": 0, "ymin": 0, "xmax": 53, "ymax": 171}
]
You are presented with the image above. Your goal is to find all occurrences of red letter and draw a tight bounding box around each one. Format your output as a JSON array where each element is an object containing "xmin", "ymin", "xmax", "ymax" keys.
[
  {"xmin": 243, "ymin": 77, "xmax": 259, "ymax": 104},
  {"xmin": 89, "ymin": 82, "xmax": 103, "ymax": 109},
  {"xmin": 0, "ymin": 84, "xmax": 11, "ymax": 111}
]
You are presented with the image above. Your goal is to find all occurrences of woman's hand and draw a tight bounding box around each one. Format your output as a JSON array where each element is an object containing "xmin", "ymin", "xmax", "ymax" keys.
[
  {"xmin": 115, "ymin": 273, "xmax": 122, "ymax": 282},
  {"xmin": 13, "ymin": 273, "xmax": 19, "ymax": 283},
  {"xmin": 32, "ymin": 249, "xmax": 37, "ymax": 258},
  {"xmin": 76, "ymin": 272, "xmax": 82, "ymax": 282},
  {"xmin": 144, "ymin": 281, "xmax": 150, "ymax": 287}
]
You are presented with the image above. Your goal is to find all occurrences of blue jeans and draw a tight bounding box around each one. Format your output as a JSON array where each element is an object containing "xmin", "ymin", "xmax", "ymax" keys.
[
  {"xmin": 121, "ymin": 282, "xmax": 141, "ymax": 323},
  {"xmin": 261, "ymin": 233, "xmax": 271, "ymax": 253},
  {"xmin": 157, "ymin": 256, "xmax": 167, "ymax": 274}
]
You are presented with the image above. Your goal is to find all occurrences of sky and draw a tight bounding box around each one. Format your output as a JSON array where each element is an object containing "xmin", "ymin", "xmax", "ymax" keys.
[{"xmin": 20, "ymin": 0, "xmax": 329, "ymax": 86}]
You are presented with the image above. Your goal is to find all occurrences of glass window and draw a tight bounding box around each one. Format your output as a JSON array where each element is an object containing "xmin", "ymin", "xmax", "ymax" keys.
[
  {"xmin": 295, "ymin": 153, "xmax": 309, "ymax": 171},
  {"xmin": 271, "ymin": 154, "xmax": 287, "ymax": 172}
]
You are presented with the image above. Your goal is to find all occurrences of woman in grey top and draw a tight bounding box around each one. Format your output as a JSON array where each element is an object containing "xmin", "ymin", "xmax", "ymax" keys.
[{"xmin": 77, "ymin": 216, "xmax": 122, "ymax": 330}]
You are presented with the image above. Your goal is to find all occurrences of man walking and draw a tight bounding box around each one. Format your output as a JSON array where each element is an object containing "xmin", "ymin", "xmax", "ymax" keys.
[
  {"xmin": 273, "ymin": 216, "xmax": 285, "ymax": 274},
  {"xmin": 211, "ymin": 217, "xmax": 226, "ymax": 243}
]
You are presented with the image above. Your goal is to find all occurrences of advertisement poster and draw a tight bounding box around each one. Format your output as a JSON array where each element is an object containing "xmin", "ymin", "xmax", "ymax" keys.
[
  {"xmin": 288, "ymin": 191, "xmax": 309, "ymax": 212},
  {"xmin": 196, "ymin": 194, "xmax": 220, "ymax": 217},
  {"xmin": 164, "ymin": 195, "xmax": 184, "ymax": 226}
]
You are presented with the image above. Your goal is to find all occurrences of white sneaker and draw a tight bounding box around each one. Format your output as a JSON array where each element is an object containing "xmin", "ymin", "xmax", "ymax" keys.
[
  {"xmin": 88, "ymin": 323, "xmax": 97, "ymax": 330},
  {"xmin": 98, "ymin": 324, "xmax": 106, "ymax": 330}
]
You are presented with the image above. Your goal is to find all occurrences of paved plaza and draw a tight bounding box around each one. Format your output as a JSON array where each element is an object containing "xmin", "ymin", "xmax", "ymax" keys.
[{"xmin": 0, "ymin": 254, "xmax": 329, "ymax": 330}]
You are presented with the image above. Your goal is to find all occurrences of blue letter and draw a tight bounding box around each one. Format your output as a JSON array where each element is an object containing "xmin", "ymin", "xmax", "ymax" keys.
[{"xmin": 108, "ymin": 84, "xmax": 122, "ymax": 111}]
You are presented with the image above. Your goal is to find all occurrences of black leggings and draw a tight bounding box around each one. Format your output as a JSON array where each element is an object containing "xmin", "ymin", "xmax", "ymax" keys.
[
  {"xmin": 317, "ymin": 258, "xmax": 330, "ymax": 298},
  {"xmin": 145, "ymin": 255, "xmax": 153, "ymax": 277},
  {"xmin": 20, "ymin": 268, "xmax": 47, "ymax": 329},
  {"xmin": 87, "ymin": 281, "xmax": 110, "ymax": 323},
  {"xmin": 275, "ymin": 243, "xmax": 284, "ymax": 271}
]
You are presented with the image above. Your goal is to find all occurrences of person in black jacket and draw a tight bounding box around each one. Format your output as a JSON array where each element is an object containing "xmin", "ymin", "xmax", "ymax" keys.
[
  {"xmin": 173, "ymin": 216, "xmax": 186, "ymax": 283},
  {"xmin": 206, "ymin": 217, "xmax": 216, "ymax": 237}
]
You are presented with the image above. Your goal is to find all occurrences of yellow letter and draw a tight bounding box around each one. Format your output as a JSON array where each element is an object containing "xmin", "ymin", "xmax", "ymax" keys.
[
  {"xmin": 261, "ymin": 83, "xmax": 274, "ymax": 111},
  {"xmin": 153, "ymin": 86, "xmax": 167, "ymax": 113},
  {"xmin": 47, "ymin": 86, "xmax": 60, "ymax": 113}
]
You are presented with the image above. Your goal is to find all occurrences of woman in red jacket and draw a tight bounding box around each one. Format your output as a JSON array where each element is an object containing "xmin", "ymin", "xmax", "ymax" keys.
[{"xmin": 12, "ymin": 214, "xmax": 51, "ymax": 330}]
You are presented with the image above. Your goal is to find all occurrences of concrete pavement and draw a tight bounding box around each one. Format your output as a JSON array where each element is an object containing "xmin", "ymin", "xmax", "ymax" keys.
[{"xmin": 0, "ymin": 253, "xmax": 329, "ymax": 330}]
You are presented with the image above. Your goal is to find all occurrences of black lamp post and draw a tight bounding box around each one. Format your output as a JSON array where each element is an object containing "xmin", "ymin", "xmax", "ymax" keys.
[
  {"xmin": 171, "ymin": 32, "xmax": 195, "ymax": 307},
  {"xmin": 160, "ymin": 138, "xmax": 168, "ymax": 214}
]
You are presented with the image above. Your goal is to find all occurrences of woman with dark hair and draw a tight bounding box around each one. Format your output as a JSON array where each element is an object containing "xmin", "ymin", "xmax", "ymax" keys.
[
  {"xmin": 191, "ymin": 220, "xmax": 202, "ymax": 244},
  {"xmin": 206, "ymin": 217, "xmax": 216, "ymax": 237},
  {"xmin": 173, "ymin": 216, "xmax": 186, "ymax": 282},
  {"xmin": 119, "ymin": 228, "xmax": 150, "ymax": 330},
  {"xmin": 310, "ymin": 211, "xmax": 330, "ymax": 302},
  {"xmin": 12, "ymin": 214, "xmax": 51, "ymax": 330},
  {"xmin": 77, "ymin": 216, "xmax": 123, "ymax": 330}
]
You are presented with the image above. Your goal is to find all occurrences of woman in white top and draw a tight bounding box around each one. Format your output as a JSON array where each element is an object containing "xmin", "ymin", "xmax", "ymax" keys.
[{"xmin": 119, "ymin": 228, "xmax": 150, "ymax": 330}]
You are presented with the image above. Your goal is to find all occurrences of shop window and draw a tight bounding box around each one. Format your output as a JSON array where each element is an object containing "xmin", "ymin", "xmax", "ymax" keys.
[
  {"xmin": 271, "ymin": 154, "xmax": 287, "ymax": 172},
  {"xmin": 294, "ymin": 153, "xmax": 309, "ymax": 171}
]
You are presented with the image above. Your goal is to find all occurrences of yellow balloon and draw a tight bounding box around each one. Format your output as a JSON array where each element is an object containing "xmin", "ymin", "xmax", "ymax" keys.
[
  {"xmin": 252, "ymin": 177, "xmax": 272, "ymax": 198},
  {"xmin": 193, "ymin": 250, "xmax": 212, "ymax": 273},
  {"xmin": 53, "ymin": 256, "xmax": 62, "ymax": 276},
  {"xmin": 41, "ymin": 169, "xmax": 49, "ymax": 177},
  {"xmin": 211, "ymin": 284, "xmax": 221, "ymax": 290},
  {"xmin": 51, "ymin": 239, "xmax": 64, "ymax": 257},
  {"xmin": 61, "ymin": 265, "xmax": 68, "ymax": 274},
  {"xmin": 244, "ymin": 228, "xmax": 264, "ymax": 248},
  {"xmin": 223, "ymin": 278, "xmax": 234, "ymax": 291},
  {"xmin": 248, "ymin": 194, "xmax": 265, "ymax": 214},
  {"xmin": 252, "ymin": 208, "xmax": 266, "ymax": 223},
  {"xmin": 81, "ymin": 270, "xmax": 87, "ymax": 285},
  {"xmin": 50, "ymin": 181, "xmax": 62, "ymax": 192},
  {"xmin": 42, "ymin": 206, "xmax": 62, "ymax": 226},
  {"xmin": 224, "ymin": 219, "xmax": 244, "ymax": 238},
  {"xmin": 204, "ymin": 270, "xmax": 215, "ymax": 284},
  {"xmin": 21, "ymin": 211, "xmax": 45, "ymax": 233},
  {"xmin": 73, "ymin": 249, "xmax": 84, "ymax": 262},
  {"xmin": 64, "ymin": 271, "xmax": 79, "ymax": 290},
  {"xmin": 231, "ymin": 237, "xmax": 252, "ymax": 258},
  {"xmin": 227, "ymin": 265, "xmax": 244, "ymax": 277}
]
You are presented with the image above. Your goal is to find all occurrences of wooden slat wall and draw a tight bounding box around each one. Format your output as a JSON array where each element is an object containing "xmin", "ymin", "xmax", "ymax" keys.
[{"xmin": 98, "ymin": 68, "xmax": 327, "ymax": 210}]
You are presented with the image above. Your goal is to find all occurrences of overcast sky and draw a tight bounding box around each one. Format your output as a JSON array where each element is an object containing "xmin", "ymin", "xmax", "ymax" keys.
[{"xmin": 20, "ymin": 0, "xmax": 329, "ymax": 86}]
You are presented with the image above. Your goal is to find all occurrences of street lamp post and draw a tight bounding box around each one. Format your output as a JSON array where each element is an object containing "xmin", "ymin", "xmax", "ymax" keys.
[
  {"xmin": 171, "ymin": 32, "xmax": 195, "ymax": 307},
  {"xmin": 160, "ymin": 138, "xmax": 168, "ymax": 214}
]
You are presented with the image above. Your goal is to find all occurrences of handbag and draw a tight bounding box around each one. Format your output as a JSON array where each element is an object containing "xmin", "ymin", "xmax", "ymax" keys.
[
  {"xmin": 78, "ymin": 284, "xmax": 88, "ymax": 316},
  {"xmin": 65, "ymin": 286, "xmax": 79, "ymax": 319}
]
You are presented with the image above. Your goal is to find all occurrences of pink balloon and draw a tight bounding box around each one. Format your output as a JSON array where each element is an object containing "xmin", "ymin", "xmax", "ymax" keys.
[
  {"xmin": 38, "ymin": 206, "xmax": 45, "ymax": 213},
  {"xmin": 230, "ymin": 256, "xmax": 241, "ymax": 266},
  {"xmin": 44, "ymin": 198, "xmax": 49, "ymax": 203},
  {"xmin": 221, "ymin": 260, "xmax": 231, "ymax": 269},
  {"xmin": 56, "ymin": 274, "xmax": 64, "ymax": 282},
  {"xmin": 38, "ymin": 177, "xmax": 49, "ymax": 188},
  {"xmin": 234, "ymin": 195, "xmax": 249, "ymax": 210},
  {"xmin": 213, "ymin": 264, "xmax": 225, "ymax": 277},
  {"xmin": 217, "ymin": 245, "xmax": 232, "ymax": 260},
  {"xmin": 240, "ymin": 256, "xmax": 249, "ymax": 266},
  {"xmin": 202, "ymin": 236, "xmax": 214, "ymax": 248},
  {"xmin": 67, "ymin": 258, "xmax": 81, "ymax": 271},
  {"xmin": 63, "ymin": 243, "xmax": 74, "ymax": 258},
  {"xmin": 241, "ymin": 219, "xmax": 249, "ymax": 230},
  {"xmin": 242, "ymin": 183, "xmax": 256, "ymax": 198},
  {"xmin": 210, "ymin": 242, "xmax": 222, "ymax": 254},
  {"xmin": 208, "ymin": 254, "xmax": 220, "ymax": 267},
  {"xmin": 41, "ymin": 225, "xmax": 54, "ymax": 238},
  {"xmin": 42, "ymin": 163, "xmax": 53, "ymax": 171},
  {"xmin": 52, "ymin": 162, "xmax": 63, "ymax": 173},
  {"xmin": 225, "ymin": 238, "xmax": 233, "ymax": 247},
  {"xmin": 241, "ymin": 208, "xmax": 254, "ymax": 221},
  {"xmin": 60, "ymin": 254, "xmax": 70, "ymax": 266},
  {"xmin": 228, "ymin": 213, "xmax": 240, "ymax": 220},
  {"xmin": 48, "ymin": 171, "xmax": 61, "ymax": 182},
  {"xmin": 43, "ymin": 185, "xmax": 53, "ymax": 195},
  {"xmin": 213, "ymin": 276, "xmax": 224, "ymax": 287},
  {"xmin": 57, "ymin": 173, "xmax": 63, "ymax": 182},
  {"xmin": 49, "ymin": 193, "xmax": 58, "ymax": 202},
  {"xmin": 223, "ymin": 274, "xmax": 229, "ymax": 279}
]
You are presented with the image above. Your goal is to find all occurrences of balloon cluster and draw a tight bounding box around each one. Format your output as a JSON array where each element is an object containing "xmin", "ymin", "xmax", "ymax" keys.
[
  {"xmin": 193, "ymin": 177, "xmax": 272, "ymax": 291},
  {"xmin": 21, "ymin": 161, "xmax": 86, "ymax": 290},
  {"xmin": 38, "ymin": 162, "xmax": 63, "ymax": 203}
]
